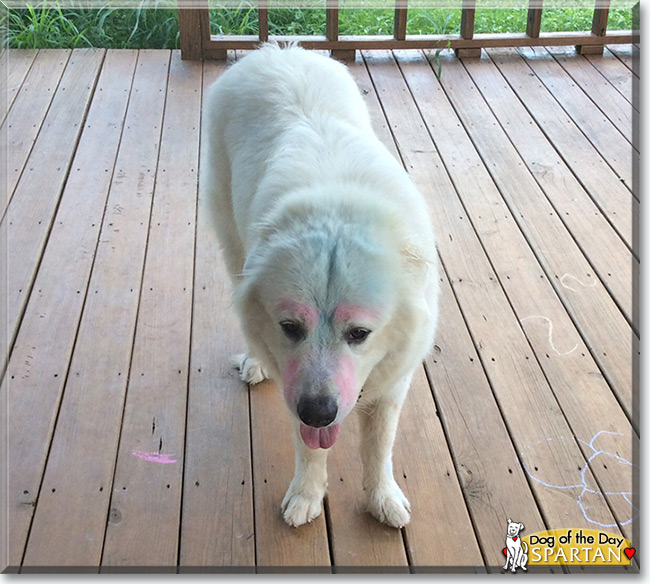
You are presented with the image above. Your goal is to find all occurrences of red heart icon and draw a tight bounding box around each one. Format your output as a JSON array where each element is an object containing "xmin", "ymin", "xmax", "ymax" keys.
[
  {"xmin": 503, "ymin": 548, "xmax": 507, "ymax": 556},
  {"xmin": 513, "ymin": 536, "xmax": 517, "ymax": 541},
  {"xmin": 624, "ymin": 548, "xmax": 636, "ymax": 560}
]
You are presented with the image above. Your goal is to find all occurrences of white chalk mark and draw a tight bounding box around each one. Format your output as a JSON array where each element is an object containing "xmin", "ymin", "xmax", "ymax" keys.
[
  {"xmin": 521, "ymin": 432, "xmax": 638, "ymax": 528},
  {"xmin": 560, "ymin": 273, "xmax": 598, "ymax": 292},
  {"xmin": 622, "ymin": 494, "xmax": 639, "ymax": 510},
  {"xmin": 520, "ymin": 315, "xmax": 579, "ymax": 356}
]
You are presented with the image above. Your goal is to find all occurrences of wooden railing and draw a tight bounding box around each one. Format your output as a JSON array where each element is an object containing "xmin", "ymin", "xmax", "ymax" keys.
[{"xmin": 178, "ymin": 0, "xmax": 639, "ymax": 60}]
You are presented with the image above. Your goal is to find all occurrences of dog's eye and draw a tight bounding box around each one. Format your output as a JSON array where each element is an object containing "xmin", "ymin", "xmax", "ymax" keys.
[
  {"xmin": 345, "ymin": 327, "xmax": 371, "ymax": 344},
  {"xmin": 280, "ymin": 320, "xmax": 306, "ymax": 342}
]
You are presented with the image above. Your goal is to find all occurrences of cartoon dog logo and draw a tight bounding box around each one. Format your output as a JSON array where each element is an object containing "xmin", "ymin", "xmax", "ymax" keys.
[{"xmin": 503, "ymin": 518, "xmax": 528, "ymax": 572}]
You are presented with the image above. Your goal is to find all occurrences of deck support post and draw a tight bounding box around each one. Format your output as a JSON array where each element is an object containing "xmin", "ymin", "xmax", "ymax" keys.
[
  {"xmin": 394, "ymin": 0, "xmax": 408, "ymax": 41},
  {"xmin": 456, "ymin": 0, "xmax": 482, "ymax": 58},
  {"xmin": 526, "ymin": 0, "xmax": 543, "ymax": 39},
  {"xmin": 179, "ymin": 1, "xmax": 228, "ymax": 60},
  {"xmin": 328, "ymin": 0, "xmax": 355, "ymax": 61},
  {"xmin": 259, "ymin": 0, "xmax": 269, "ymax": 43},
  {"xmin": 178, "ymin": 5, "xmax": 204, "ymax": 60},
  {"xmin": 577, "ymin": 0, "xmax": 609, "ymax": 55}
]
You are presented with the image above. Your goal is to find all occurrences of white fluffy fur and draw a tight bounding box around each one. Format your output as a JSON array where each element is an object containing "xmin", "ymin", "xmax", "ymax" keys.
[{"xmin": 201, "ymin": 45, "xmax": 439, "ymax": 528}]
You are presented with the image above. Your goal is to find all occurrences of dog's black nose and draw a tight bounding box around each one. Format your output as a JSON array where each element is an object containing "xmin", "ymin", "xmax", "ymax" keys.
[{"xmin": 297, "ymin": 395, "xmax": 338, "ymax": 428}]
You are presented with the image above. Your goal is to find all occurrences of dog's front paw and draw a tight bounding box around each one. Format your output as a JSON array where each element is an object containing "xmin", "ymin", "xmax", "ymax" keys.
[
  {"xmin": 231, "ymin": 353, "xmax": 268, "ymax": 385},
  {"xmin": 366, "ymin": 480, "xmax": 411, "ymax": 528},
  {"xmin": 281, "ymin": 481, "xmax": 325, "ymax": 527}
]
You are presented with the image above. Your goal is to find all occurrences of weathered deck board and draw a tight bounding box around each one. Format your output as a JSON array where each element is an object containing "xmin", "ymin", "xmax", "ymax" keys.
[
  {"xmin": 394, "ymin": 50, "xmax": 636, "ymax": 537},
  {"xmin": 350, "ymin": 54, "xmax": 516, "ymax": 571},
  {"xmin": 607, "ymin": 44, "xmax": 639, "ymax": 76},
  {"xmin": 423, "ymin": 273, "xmax": 553, "ymax": 572},
  {"xmin": 3, "ymin": 50, "xmax": 70, "ymax": 217},
  {"xmin": 21, "ymin": 50, "xmax": 171, "ymax": 569},
  {"xmin": 5, "ymin": 49, "xmax": 103, "ymax": 356},
  {"xmin": 461, "ymin": 53, "xmax": 636, "ymax": 329},
  {"xmin": 250, "ymin": 379, "xmax": 332, "ymax": 571},
  {"xmin": 519, "ymin": 47, "xmax": 638, "ymax": 194},
  {"xmin": 101, "ymin": 51, "xmax": 202, "ymax": 569},
  {"xmin": 2, "ymin": 49, "xmax": 38, "ymax": 126},
  {"xmin": 5, "ymin": 49, "xmax": 137, "ymax": 569},
  {"xmin": 414, "ymin": 51, "xmax": 634, "ymax": 426},
  {"xmin": 327, "ymin": 55, "xmax": 482, "ymax": 572},
  {"xmin": 363, "ymin": 48, "xmax": 625, "ymax": 547},
  {"xmin": 354, "ymin": 51, "xmax": 552, "ymax": 571},
  {"xmin": 178, "ymin": 58, "xmax": 256, "ymax": 571},
  {"xmin": 326, "ymin": 413, "xmax": 410, "ymax": 571},
  {"xmin": 487, "ymin": 48, "xmax": 637, "ymax": 254},
  {"xmin": 587, "ymin": 48, "xmax": 637, "ymax": 109},
  {"xmin": 395, "ymin": 367, "xmax": 484, "ymax": 569},
  {"xmin": 546, "ymin": 46, "xmax": 636, "ymax": 147},
  {"xmin": 4, "ymin": 44, "xmax": 637, "ymax": 573}
]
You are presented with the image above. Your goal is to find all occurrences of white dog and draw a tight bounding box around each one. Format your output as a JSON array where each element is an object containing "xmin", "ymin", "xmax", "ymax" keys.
[
  {"xmin": 201, "ymin": 44, "xmax": 439, "ymax": 528},
  {"xmin": 504, "ymin": 518, "xmax": 528, "ymax": 572}
]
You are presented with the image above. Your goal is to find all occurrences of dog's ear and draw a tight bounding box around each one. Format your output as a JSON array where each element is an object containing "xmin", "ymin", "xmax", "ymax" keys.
[
  {"xmin": 519, "ymin": 523, "xmax": 525, "ymax": 531},
  {"xmin": 234, "ymin": 275, "xmax": 279, "ymax": 376},
  {"xmin": 507, "ymin": 518, "xmax": 512, "ymax": 524},
  {"xmin": 400, "ymin": 241, "xmax": 434, "ymax": 272}
]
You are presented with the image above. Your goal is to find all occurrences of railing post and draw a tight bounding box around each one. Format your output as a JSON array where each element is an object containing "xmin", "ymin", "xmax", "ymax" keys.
[
  {"xmin": 328, "ymin": 0, "xmax": 355, "ymax": 61},
  {"xmin": 526, "ymin": 0, "xmax": 543, "ymax": 39},
  {"xmin": 456, "ymin": 0, "xmax": 481, "ymax": 58},
  {"xmin": 259, "ymin": 0, "xmax": 269, "ymax": 43},
  {"xmin": 178, "ymin": 1, "xmax": 204, "ymax": 60},
  {"xmin": 179, "ymin": 0, "xmax": 225, "ymax": 60},
  {"xmin": 577, "ymin": 0, "xmax": 610, "ymax": 55},
  {"xmin": 394, "ymin": 0, "xmax": 408, "ymax": 42}
]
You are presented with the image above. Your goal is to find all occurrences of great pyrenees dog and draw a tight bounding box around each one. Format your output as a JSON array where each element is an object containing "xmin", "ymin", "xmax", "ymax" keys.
[{"xmin": 201, "ymin": 44, "xmax": 439, "ymax": 528}]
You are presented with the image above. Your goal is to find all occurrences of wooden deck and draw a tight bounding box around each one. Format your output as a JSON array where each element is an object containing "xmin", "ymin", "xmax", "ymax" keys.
[{"xmin": 2, "ymin": 44, "xmax": 639, "ymax": 573}]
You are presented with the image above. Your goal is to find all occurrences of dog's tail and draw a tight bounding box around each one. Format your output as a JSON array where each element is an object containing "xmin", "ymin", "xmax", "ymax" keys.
[{"xmin": 522, "ymin": 542, "xmax": 528, "ymax": 554}]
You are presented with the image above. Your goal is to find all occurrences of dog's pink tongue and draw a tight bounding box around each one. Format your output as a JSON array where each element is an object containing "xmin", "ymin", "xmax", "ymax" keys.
[{"xmin": 300, "ymin": 423, "xmax": 340, "ymax": 449}]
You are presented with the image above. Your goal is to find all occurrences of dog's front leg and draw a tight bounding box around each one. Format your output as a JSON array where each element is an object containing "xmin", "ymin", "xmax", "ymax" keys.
[
  {"xmin": 359, "ymin": 376, "xmax": 411, "ymax": 528},
  {"xmin": 281, "ymin": 416, "xmax": 329, "ymax": 527}
]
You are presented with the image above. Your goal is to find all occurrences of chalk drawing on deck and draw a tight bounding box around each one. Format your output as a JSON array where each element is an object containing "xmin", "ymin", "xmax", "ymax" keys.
[
  {"xmin": 520, "ymin": 315, "xmax": 579, "ymax": 356},
  {"xmin": 520, "ymin": 431, "xmax": 637, "ymax": 528},
  {"xmin": 559, "ymin": 273, "xmax": 598, "ymax": 292}
]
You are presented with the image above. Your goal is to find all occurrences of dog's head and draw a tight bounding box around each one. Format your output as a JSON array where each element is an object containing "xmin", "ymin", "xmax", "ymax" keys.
[
  {"xmin": 507, "ymin": 518, "xmax": 525, "ymax": 537},
  {"xmin": 234, "ymin": 198, "xmax": 428, "ymax": 449}
]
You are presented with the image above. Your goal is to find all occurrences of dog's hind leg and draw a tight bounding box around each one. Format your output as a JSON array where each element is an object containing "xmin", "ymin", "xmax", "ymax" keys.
[
  {"xmin": 281, "ymin": 417, "xmax": 329, "ymax": 527},
  {"xmin": 358, "ymin": 375, "xmax": 412, "ymax": 528}
]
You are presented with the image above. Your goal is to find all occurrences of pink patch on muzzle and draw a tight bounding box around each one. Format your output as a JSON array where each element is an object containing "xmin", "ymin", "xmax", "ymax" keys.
[
  {"xmin": 282, "ymin": 356, "xmax": 299, "ymax": 405},
  {"xmin": 334, "ymin": 352, "xmax": 356, "ymax": 411},
  {"xmin": 300, "ymin": 422, "xmax": 341, "ymax": 449}
]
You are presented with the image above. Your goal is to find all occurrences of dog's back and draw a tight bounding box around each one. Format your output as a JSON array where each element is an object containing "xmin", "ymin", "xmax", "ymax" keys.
[{"xmin": 202, "ymin": 45, "xmax": 431, "ymax": 274}]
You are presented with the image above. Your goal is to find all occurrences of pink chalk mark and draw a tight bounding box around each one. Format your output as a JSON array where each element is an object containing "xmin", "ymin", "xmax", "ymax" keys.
[
  {"xmin": 334, "ymin": 304, "xmax": 379, "ymax": 324},
  {"xmin": 334, "ymin": 352, "xmax": 356, "ymax": 410},
  {"xmin": 283, "ymin": 356, "xmax": 299, "ymax": 406},
  {"xmin": 132, "ymin": 450, "xmax": 177, "ymax": 464},
  {"xmin": 276, "ymin": 298, "xmax": 319, "ymax": 328}
]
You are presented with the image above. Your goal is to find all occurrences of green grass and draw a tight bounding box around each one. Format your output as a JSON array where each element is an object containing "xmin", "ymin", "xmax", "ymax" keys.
[{"xmin": 2, "ymin": 3, "xmax": 636, "ymax": 50}]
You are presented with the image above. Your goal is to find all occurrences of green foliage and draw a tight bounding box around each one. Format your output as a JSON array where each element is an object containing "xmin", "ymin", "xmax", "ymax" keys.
[
  {"xmin": 3, "ymin": 4, "xmax": 92, "ymax": 49},
  {"xmin": 268, "ymin": 9, "xmax": 325, "ymax": 36},
  {"xmin": 209, "ymin": 4, "xmax": 258, "ymax": 36},
  {"xmin": 2, "ymin": 3, "xmax": 636, "ymax": 50}
]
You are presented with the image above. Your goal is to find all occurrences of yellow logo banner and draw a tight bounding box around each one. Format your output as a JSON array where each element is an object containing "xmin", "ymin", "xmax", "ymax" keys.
[{"xmin": 521, "ymin": 529, "xmax": 634, "ymax": 566}]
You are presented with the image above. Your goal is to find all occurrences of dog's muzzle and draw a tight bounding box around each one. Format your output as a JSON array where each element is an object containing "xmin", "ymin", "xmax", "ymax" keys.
[{"xmin": 297, "ymin": 395, "xmax": 338, "ymax": 428}]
